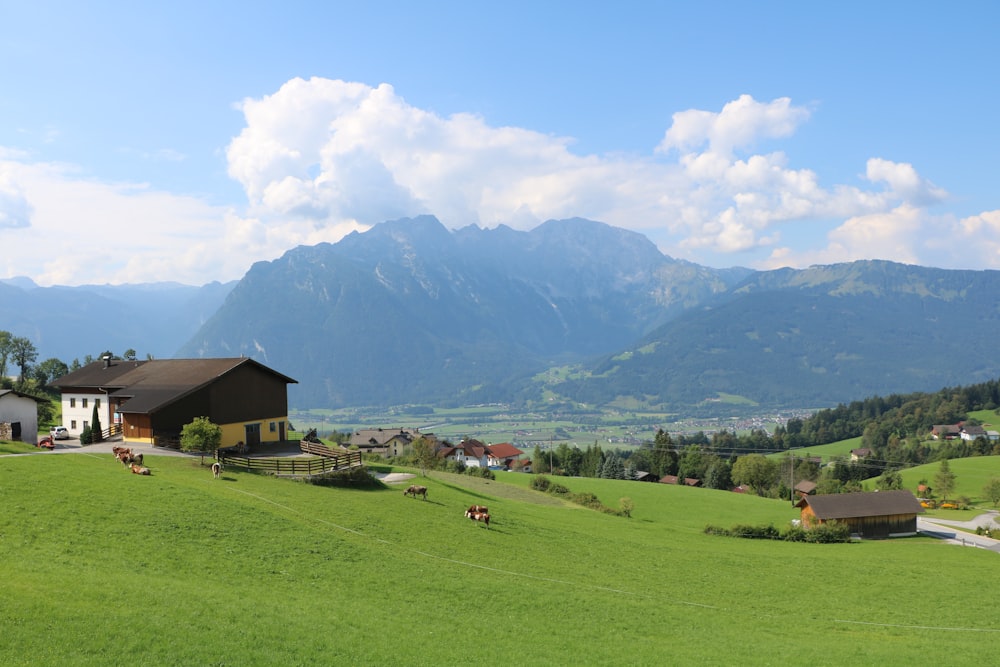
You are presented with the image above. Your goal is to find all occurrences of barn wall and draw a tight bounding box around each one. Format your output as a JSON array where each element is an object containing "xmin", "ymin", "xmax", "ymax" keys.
[{"xmin": 821, "ymin": 513, "xmax": 917, "ymax": 538}]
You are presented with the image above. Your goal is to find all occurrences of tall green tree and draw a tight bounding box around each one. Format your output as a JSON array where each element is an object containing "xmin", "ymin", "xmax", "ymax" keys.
[
  {"xmin": 33, "ymin": 358, "xmax": 69, "ymax": 386},
  {"xmin": 731, "ymin": 454, "xmax": 779, "ymax": 496},
  {"xmin": 983, "ymin": 478, "xmax": 1000, "ymax": 508},
  {"xmin": 412, "ymin": 436, "xmax": 438, "ymax": 476},
  {"xmin": 934, "ymin": 459, "xmax": 957, "ymax": 502},
  {"xmin": 10, "ymin": 336, "xmax": 38, "ymax": 385},
  {"xmin": 0, "ymin": 330, "xmax": 12, "ymax": 379},
  {"xmin": 91, "ymin": 403, "xmax": 103, "ymax": 443},
  {"xmin": 875, "ymin": 469, "xmax": 903, "ymax": 491},
  {"xmin": 180, "ymin": 416, "xmax": 223, "ymax": 465}
]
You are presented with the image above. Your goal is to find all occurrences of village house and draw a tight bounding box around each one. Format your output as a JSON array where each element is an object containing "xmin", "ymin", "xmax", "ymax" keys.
[
  {"xmin": 438, "ymin": 438, "xmax": 489, "ymax": 467},
  {"xmin": 931, "ymin": 424, "xmax": 961, "ymax": 440},
  {"xmin": 849, "ymin": 447, "xmax": 872, "ymax": 461},
  {"xmin": 796, "ymin": 489, "xmax": 924, "ymax": 539},
  {"xmin": 484, "ymin": 442, "xmax": 524, "ymax": 468},
  {"xmin": 348, "ymin": 427, "xmax": 420, "ymax": 456},
  {"xmin": 50, "ymin": 357, "xmax": 296, "ymax": 449}
]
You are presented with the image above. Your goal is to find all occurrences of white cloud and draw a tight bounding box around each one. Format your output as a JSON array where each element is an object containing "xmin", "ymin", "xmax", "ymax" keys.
[
  {"xmin": 229, "ymin": 80, "xmax": 978, "ymax": 269},
  {"xmin": 5, "ymin": 82, "xmax": 1000, "ymax": 286}
]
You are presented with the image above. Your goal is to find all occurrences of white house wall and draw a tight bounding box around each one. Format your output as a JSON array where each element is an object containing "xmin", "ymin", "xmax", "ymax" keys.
[{"xmin": 0, "ymin": 393, "xmax": 38, "ymax": 443}]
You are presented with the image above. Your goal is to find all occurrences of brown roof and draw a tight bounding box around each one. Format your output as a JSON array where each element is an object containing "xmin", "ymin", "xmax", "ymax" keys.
[
  {"xmin": 54, "ymin": 358, "xmax": 296, "ymax": 415},
  {"xmin": 794, "ymin": 480, "xmax": 817, "ymax": 494},
  {"xmin": 797, "ymin": 490, "xmax": 924, "ymax": 520},
  {"xmin": 349, "ymin": 428, "xmax": 417, "ymax": 447},
  {"xmin": 485, "ymin": 442, "xmax": 523, "ymax": 459}
]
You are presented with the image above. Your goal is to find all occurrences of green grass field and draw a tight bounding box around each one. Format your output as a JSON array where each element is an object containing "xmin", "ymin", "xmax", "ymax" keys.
[{"xmin": 1, "ymin": 450, "xmax": 998, "ymax": 665}]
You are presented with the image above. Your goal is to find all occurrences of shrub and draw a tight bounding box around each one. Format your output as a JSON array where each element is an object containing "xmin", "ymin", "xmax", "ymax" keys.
[
  {"xmin": 549, "ymin": 483, "xmax": 569, "ymax": 494},
  {"xmin": 531, "ymin": 475, "xmax": 551, "ymax": 492},
  {"xmin": 79, "ymin": 426, "xmax": 93, "ymax": 445},
  {"xmin": 466, "ymin": 466, "xmax": 495, "ymax": 480}
]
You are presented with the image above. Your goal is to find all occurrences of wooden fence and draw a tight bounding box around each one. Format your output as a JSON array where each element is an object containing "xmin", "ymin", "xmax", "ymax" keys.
[{"xmin": 218, "ymin": 446, "xmax": 362, "ymax": 478}]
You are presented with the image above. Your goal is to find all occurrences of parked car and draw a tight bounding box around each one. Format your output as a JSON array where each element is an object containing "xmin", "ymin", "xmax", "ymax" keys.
[{"xmin": 50, "ymin": 426, "xmax": 70, "ymax": 440}]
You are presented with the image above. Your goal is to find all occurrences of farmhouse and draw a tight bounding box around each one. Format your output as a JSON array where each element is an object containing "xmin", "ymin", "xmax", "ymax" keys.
[
  {"xmin": 349, "ymin": 427, "xmax": 419, "ymax": 456},
  {"xmin": 50, "ymin": 357, "xmax": 296, "ymax": 449},
  {"xmin": 0, "ymin": 388, "xmax": 41, "ymax": 444},
  {"xmin": 485, "ymin": 442, "xmax": 524, "ymax": 468},
  {"xmin": 796, "ymin": 489, "xmax": 924, "ymax": 539}
]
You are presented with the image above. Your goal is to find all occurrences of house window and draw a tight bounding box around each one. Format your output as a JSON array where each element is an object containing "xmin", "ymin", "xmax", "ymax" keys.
[
  {"xmin": 269, "ymin": 421, "xmax": 276, "ymax": 432},
  {"xmin": 82, "ymin": 398, "xmax": 88, "ymax": 408},
  {"xmin": 70, "ymin": 398, "xmax": 76, "ymax": 408},
  {"xmin": 83, "ymin": 421, "xmax": 89, "ymax": 430},
  {"xmin": 71, "ymin": 420, "xmax": 77, "ymax": 429},
  {"xmin": 96, "ymin": 398, "xmax": 101, "ymax": 409}
]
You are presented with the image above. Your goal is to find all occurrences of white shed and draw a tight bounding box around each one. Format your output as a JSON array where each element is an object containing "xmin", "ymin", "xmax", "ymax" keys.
[{"xmin": 0, "ymin": 389, "xmax": 40, "ymax": 444}]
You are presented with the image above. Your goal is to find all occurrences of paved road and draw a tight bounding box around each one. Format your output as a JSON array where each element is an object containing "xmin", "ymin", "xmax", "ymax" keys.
[{"xmin": 918, "ymin": 510, "xmax": 1000, "ymax": 553}]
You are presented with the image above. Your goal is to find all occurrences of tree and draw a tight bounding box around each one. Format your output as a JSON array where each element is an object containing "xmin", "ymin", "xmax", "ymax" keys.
[
  {"xmin": 983, "ymin": 478, "xmax": 1000, "ymax": 508},
  {"xmin": 934, "ymin": 458, "xmax": 957, "ymax": 502},
  {"xmin": 91, "ymin": 403, "xmax": 103, "ymax": 443},
  {"xmin": 9, "ymin": 336, "xmax": 38, "ymax": 385},
  {"xmin": 180, "ymin": 417, "xmax": 222, "ymax": 464},
  {"xmin": 875, "ymin": 469, "xmax": 903, "ymax": 491},
  {"xmin": 33, "ymin": 358, "xmax": 69, "ymax": 386},
  {"xmin": 412, "ymin": 436, "xmax": 438, "ymax": 476},
  {"xmin": 123, "ymin": 349, "xmax": 137, "ymax": 361},
  {"xmin": 731, "ymin": 454, "xmax": 779, "ymax": 496},
  {"xmin": 0, "ymin": 330, "xmax": 12, "ymax": 379}
]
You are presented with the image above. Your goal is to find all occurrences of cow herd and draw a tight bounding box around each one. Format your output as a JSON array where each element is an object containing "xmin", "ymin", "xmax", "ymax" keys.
[
  {"xmin": 403, "ymin": 484, "xmax": 491, "ymax": 527},
  {"xmin": 112, "ymin": 446, "xmax": 150, "ymax": 475}
]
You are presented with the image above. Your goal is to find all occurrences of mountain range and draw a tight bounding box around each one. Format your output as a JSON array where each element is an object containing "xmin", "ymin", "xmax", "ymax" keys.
[{"xmin": 7, "ymin": 216, "xmax": 1000, "ymax": 414}]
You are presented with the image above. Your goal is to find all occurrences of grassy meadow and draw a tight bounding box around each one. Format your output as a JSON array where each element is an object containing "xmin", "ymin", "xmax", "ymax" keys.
[{"xmin": 1, "ymin": 450, "xmax": 998, "ymax": 665}]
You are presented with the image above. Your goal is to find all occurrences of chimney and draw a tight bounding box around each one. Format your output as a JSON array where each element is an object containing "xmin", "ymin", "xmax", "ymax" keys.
[{"xmin": 102, "ymin": 354, "xmax": 112, "ymax": 369}]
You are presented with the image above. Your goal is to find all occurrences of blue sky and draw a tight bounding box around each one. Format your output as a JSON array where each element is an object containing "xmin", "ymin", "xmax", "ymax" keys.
[{"xmin": 2, "ymin": 1, "xmax": 998, "ymax": 285}]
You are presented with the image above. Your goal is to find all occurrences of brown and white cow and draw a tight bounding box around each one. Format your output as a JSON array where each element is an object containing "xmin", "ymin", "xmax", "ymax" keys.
[
  {"xmin": 465, "ymin": 509, "xmax": 490, "ymax": 528},
  {"xmin": 211, "ymin": 462, "xmax": 222, "ymax": 479},
  {"xmin": 467, "ymin": 505, "xmax": 488, "ymax": 514},
  {"xmin": 404, "ymin": 485, "xmax": 428, "ymax": 500},
  {"xmin": 130, "ymin": 463, "xmax": 151, "ymax": 475}
]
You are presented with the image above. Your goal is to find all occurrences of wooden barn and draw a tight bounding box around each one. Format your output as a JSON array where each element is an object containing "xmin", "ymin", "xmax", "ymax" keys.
[
  {"xmin": 51, "ymin": 357, "xmax": 296, "ymax": 449},
  {"xmin": 796, "ymin": 489, "xmax": 924, "ymax": 539}
]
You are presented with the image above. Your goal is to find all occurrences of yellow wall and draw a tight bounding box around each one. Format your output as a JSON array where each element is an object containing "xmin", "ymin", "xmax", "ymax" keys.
[{"xmin": 220, "ymin": 416, "xmax": 289, "ymax": 447}]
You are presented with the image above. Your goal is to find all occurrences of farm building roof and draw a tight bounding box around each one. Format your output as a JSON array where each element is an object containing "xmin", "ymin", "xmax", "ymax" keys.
[{"xmin": 796, "ymin": 490, "xmax": 924, "ymax": 520}]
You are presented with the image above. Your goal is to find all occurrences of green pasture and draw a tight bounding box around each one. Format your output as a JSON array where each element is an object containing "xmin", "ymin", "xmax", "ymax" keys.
[
  {"xmin": 779, "ymin": 436, "xmax": 863, "ymax": 463},
  {"xmin": 900, "ymin": 455, "xmax": 1000, "ymax": 506},
  {"xmin": 1, "ymin": 451, "xmax": 997, "ymax": 665}
]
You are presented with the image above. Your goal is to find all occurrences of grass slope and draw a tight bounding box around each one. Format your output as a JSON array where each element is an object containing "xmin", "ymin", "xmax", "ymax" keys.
[{"xmin": 1, "ymin": 452, "xmax": 997, "ymax": 665}]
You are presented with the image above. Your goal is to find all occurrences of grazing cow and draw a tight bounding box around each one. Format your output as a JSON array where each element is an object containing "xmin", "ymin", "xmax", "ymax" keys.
[
  {"xmin": 130, "ymin": 463, "xmax": 151, "ymax": 475},
  {"xmin": 465, "ymin": 510, "xmax": 490, "ymax": 528},
  {"xmin": 467, "ymin": 505, "xmax": 488, "ymax": 514},
  {"xmin": 133, "ymin": 452, "xmax": 143, "ymax": 466},
  {"xmin": 404, "ymin": 485, "xmax": 428, "ymax": 500},
  {"xmin": 211, "ymin": 462, "xmax": 222, "ymax": 479}
]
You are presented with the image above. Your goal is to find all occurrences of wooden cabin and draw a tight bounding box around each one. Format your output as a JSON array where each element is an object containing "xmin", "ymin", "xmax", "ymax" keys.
[{"xmin": 796, "ymin": 490, "xmax": 924, "ymax": 539}]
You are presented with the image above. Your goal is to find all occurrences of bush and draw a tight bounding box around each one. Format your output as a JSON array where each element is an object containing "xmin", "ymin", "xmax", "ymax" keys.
[
  {"xmin": 531, "ymin": 475, "xmax": 551, "ymax": 492},
  {"xmin": 79, "ymin": 426, "xmax": 93, "ymax": 445},
  {"xmin": 466, "ymin": 466, "xmax": 495, "ymax": 480},
  {"xmin": 549, "ymin": 483, "xmax": 569, "ymax": 494},
  {"xmin": 705, "ymin": 521, "xmax": 850, "ymax": 543}
]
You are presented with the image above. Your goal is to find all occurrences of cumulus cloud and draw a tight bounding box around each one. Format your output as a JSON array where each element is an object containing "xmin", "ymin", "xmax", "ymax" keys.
[
  {"xmin": 6, "ymin": 81, "xmax": 1000, "ymax": 286},
  {"xmin": 227, "ymin": 80, "xmax": 975, "ymax": 270}
]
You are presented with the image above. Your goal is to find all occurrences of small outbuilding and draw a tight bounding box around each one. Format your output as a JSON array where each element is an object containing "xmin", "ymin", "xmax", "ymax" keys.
[
  {"xmin": 796, "ymin": 489, "xmax": 924, "ymax": 539},
  {"xmin": 0, "ymin": 389, "xmax": 41, "ymax": 444}
]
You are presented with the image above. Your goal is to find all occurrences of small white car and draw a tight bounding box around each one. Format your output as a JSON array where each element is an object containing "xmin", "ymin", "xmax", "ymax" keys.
[{"xmin": 50, "ymin": 426, "xmax": 70, "ymax": 440}]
